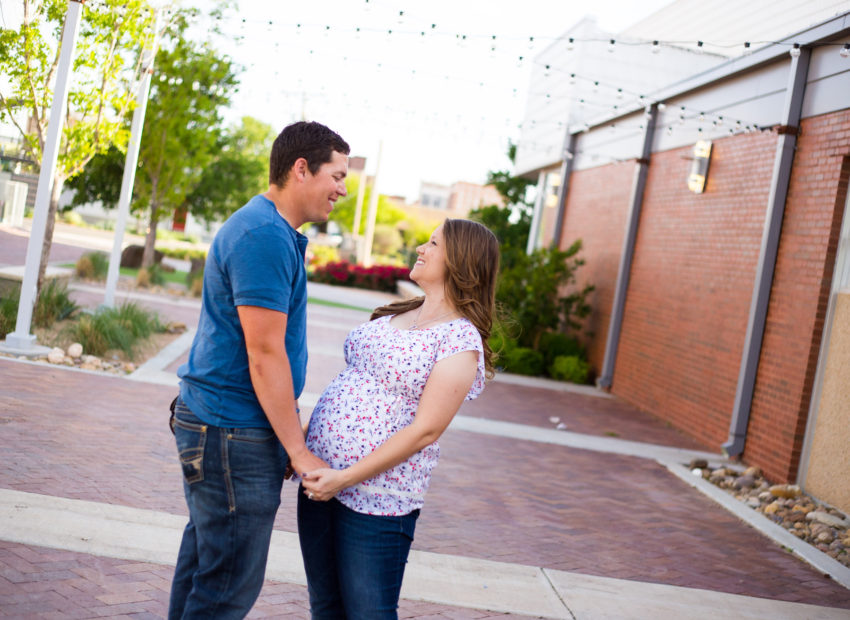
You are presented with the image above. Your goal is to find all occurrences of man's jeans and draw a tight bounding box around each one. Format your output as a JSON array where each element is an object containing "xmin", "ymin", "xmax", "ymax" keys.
[
  {"xmin": 297, "ymin": 492, "xmax": 419, "ymax": 619},
  {"xmin": 168, "ymin": 398, "xmax": 287, "ymax": 619}
]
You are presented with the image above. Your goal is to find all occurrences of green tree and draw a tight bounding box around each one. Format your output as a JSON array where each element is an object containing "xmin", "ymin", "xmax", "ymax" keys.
[
  {"xmin": 65, "ymin": 143, "xmax": 125, "ymax": 210},
  {"xmin": 470, "ymin": 142, "xmax": 593, "ymax": 352},
  {"xmin": 329, "ymin": 174, "xmax": 409, "ymax": 235},
  {"xmin": 133, "ymin": 15, "xmax": 238, "ymax": 266},
  {"xmin": 182, "ymin": 116, "xmax": 275, "ymax": 224},
  {"xmin": 0, "ymin": 0, "xmax": 155, "ymax": 294}
]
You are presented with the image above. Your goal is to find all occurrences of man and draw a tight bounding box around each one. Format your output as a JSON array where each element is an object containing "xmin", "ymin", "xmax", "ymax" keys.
[{"xmin": 168, "ymin": 121, "xmax": 350, "ymax": 618}]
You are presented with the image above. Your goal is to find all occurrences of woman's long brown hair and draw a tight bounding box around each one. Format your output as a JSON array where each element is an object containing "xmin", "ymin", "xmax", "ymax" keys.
[{"xmin": 371, "ymin": 218, "xmax": 500, "ymax": 378}]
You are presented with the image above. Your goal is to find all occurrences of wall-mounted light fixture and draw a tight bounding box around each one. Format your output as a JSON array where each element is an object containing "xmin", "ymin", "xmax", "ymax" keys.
[{"xmin": 687, "ymin": 140, "xmax": 713, "ymax": 193}]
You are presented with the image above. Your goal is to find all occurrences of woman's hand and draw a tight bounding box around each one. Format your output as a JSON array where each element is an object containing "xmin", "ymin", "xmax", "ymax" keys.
[{"xmin": 301, "ymin": 468, "xmax": 349, "ymax": 501}]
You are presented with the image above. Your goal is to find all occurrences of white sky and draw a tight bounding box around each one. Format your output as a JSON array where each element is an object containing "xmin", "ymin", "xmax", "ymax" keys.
[
  {"xmin": 205, "ymin": 0, "xmax": 675, "ymax": 199},
  {"xmin": 1, "ymin": 0, "xmax": 676, "ymax": 200}
]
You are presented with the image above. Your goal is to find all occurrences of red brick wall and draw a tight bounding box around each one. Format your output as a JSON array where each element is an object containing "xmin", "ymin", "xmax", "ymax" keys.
[
  {"xmin": 557, "ymin": 163, "xmax": 635, "ymax": 373},
  {"xmin": 611, "ymin": 133, "xmax": 777, "ymax": 450},
  {"xmin": 746, "ymin": 111, "xmax": 850, "ymax": 482},
  {"xmin": 556, "ymin": 112, "xmax": 850, "ymax": 480}
]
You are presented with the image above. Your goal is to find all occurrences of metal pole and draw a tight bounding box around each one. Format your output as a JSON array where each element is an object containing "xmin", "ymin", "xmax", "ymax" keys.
[
  {"xmin": 104, "ymin": 12, "xmax": 159, "ymax": 308},
  {"xmin": 526, "ymin": 170, "xmax": 547, "ymax": 255},
  {"xmin": 361, "ymin": 140, "xmax": 382, "ymax": 267},
  {"xmin": 551, "ymin": 132, "xmax": 578, "ymax": 249},
  {"xmin": 597, "ymin": 104, "xmax": 658, "ymax": 389},
  {"xmin": 352, "ymin": 171, "xmax": 367, "ymax": 237},
  {"xmin": 1, "ymin": 0, "xmax": 85, "ymax": 356},
  {"xmin": 723, "ymin": 48, "xmax": 811, "ymax": 457}
]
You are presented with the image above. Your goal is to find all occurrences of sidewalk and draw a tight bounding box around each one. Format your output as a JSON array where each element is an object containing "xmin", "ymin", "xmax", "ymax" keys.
[{"xmin": 2, "ymin": 226, "xmax": 850, "ymax": 618}]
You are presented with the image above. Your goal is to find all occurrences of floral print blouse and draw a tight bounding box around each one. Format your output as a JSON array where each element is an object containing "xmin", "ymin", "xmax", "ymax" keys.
[{"xmin": 304, "ymin": 314, "xmax": 485, "ymax": 516}]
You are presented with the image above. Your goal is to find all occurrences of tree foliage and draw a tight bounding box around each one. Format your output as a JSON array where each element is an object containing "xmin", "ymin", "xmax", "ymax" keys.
[
  {"xmin": 132, "ymin": 10, "xmax": 239, "ymax": 266},
  {"xmin": 470, "ymin": 142, "xmax": 594, "ymax": 353},
  {"xmin": 329, "ymin": 174, "xmax": 409, "ymax": 235},
  {"xmin": 183, "ymin": 116, "xmax": 275, "ymax": 223},
  {"xmin": 0, "ymin": 0, "xmax": 156, "ymax": 292}
]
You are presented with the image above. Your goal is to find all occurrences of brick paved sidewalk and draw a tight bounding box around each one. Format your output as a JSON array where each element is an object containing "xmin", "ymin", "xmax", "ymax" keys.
[
  {"xmin": 0, "ymin": 541, "xmax": 534, "ymax": 619},
  {"xmin": 3, "ymin": 224, "xmax": 850, "ymax": 615},
  {"xmin": 2, "ymin": 356, "xmax": 849, "ymax": 614}
]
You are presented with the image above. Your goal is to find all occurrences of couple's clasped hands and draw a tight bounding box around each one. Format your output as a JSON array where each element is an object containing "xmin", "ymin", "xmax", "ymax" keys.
[{"xmin": 301, "ymin": 467, "xmax": 347, "ymax": 502}]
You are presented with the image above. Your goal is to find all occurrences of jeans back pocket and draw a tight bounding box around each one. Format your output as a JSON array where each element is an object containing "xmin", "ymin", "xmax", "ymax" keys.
[{"xmin": 173, "ymin": 401, "xmax": 207, "ymax": 484}]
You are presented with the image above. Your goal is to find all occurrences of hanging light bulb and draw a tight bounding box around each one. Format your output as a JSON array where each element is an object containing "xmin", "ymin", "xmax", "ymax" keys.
[
  {"xmin": 517, "ymin": 55, "xmax": 524, "ymax": 68},
  {"xmin": 840, "ymin": 44, "xmax": 850, "ymax": 58},
  {"xmin": 569, "ymin": 73, "xmax": 576, "ymax": 85},
  {"xmin": 616, "ymin": 88, "xmax": 623, "ymax": 99},
  {"xmin": 790, "ymin": 43, "xmax": 801, "ymax": 58},
  {"xmin": 544, "ymin": 64, "xmax": 551, "ymax": 77},
  {"xmin": 528, "ymin": 36, "xmax": 535, "ymax": 51},
  {"xmin": 608, "ymin": 39, "xmax": 616, "ymax": 53},
  {"xmin": 567, "ymin": 37, "xmax": 575, "ymax": 51},
  {"xmin": 651, "ymin": 40, "xmax": 660, "ymax": 54}
]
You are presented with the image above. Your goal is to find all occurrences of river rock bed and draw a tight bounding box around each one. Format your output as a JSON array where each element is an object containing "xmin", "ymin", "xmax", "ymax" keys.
[{"xmin": 689, "ymin": 459, "xmax": 850, "ymax": 569}]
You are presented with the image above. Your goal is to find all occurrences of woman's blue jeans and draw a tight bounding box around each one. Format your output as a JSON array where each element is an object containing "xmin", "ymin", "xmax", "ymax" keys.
[
  {"xmin": 168, "ymin": 398, "xmax": 287, "ymax": 619},
  {"xmin": 297, "ymin": 492, "xmax": 419, "ymax": 619}
]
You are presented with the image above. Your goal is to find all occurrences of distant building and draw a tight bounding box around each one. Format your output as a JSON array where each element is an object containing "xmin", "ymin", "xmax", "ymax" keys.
[{"xmin": 415, "ymin": 180, "xmax": 504, "ymax": 219}]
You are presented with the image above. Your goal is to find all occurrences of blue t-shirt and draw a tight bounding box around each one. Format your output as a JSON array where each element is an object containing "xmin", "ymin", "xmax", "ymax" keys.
[{"xmin": 177, "ymin": 195, "xmax": 309, "ymax": 428}]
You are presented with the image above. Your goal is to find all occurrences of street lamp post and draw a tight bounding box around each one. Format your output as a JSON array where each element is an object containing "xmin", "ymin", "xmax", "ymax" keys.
[{"xmin": 1, "ymin": 0, "xmax": 86, "ymax": 356}]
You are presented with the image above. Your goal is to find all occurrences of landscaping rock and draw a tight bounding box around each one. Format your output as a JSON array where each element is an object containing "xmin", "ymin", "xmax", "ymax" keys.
[
  {"xmin": 807, "ymin": 511, "xmax": 850, "ymax": 529},
  {"xmin": 120, "ymin": 244, "xmax": 164, "ymax": 269},
  {"xmin": 47, "ymin": 348, "xmax": 65, "ymax": 364}
]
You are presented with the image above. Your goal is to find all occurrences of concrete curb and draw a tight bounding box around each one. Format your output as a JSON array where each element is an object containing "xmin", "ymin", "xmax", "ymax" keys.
[
  {"xmin": 3, "ymin": 489, "xmax": 848, "ymax": 619},
  {"xmin": 665, "ymin": 462, "xmax": 850, "ymax": 589}
]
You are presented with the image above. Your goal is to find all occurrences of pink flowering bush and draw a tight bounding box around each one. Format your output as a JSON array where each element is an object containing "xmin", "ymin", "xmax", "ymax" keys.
[{"xmin": 309, "ymin": 261, "xmax": 411, "ymax": 293}]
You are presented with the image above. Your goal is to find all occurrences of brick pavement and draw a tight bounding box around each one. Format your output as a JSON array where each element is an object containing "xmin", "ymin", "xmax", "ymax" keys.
[
  {"xmin": 0, "ymin": 227, "xmax": 90, "ymax": 268},
  {"xmin": 3, "ymin": 224, "xmax": 850, "ymax": 615},
  {"xmin": 0, "ymin": 541, "xmax": 530, "ymax": 619},
  {"xmin": 2, "ymin": 357, "xmax": 850, "ymax": 612}
]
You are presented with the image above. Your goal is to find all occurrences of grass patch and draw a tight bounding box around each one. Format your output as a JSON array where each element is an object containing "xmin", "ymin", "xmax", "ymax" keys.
[
  {"xmin": 120, "ymin": 266, "xmax": 188, "ymax": 287},
  {"xmin": 307, "ymin": 297, "xmax": 372, "ymax": 313}
]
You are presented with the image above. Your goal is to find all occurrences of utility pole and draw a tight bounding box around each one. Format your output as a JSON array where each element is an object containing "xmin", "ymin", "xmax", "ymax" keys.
[
  {"xmin": 104, "ymin": 11, "xmax": 160, "ymax": 308},
  {"xmin": 360, "ymin": 140, "xmax": 383, "ymax": 267},
  {"xmin": 1, "ymin": 0, "xmax": 85, "ymax": 356}
]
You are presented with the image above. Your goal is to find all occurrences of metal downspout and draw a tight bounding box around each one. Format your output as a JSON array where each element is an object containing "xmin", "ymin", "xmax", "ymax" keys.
[
  {"xmin": 722, "ymin": 48, "xmax": 811, "ymax": 457},
  {"xmin": 551, "ymin": 132, "xmax": 578, "ymax": 249},
  {"xmin": 597, "ymin": 104, "xmax": 658, "ymax": 389}
]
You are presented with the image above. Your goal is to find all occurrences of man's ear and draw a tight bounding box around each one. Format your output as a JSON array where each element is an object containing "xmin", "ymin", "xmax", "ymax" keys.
[{"xmin": 293, "ymin": 157, "xmax": 309, "ymax": 182}]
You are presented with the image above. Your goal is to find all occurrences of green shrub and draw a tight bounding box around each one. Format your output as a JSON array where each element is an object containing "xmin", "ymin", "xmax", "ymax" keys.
[
  {"xmin": 309, "ymin": 244, "xmax": 340, "ymax": 267},
  {"xmin": 186, "ymin": 266, "xmax": 204, "ymax": 289},
  {"xmin": 503, "ymin": 347, "xmax": 544, "ymax": 376},
  {"xmin": 0, "ymin": 292, "xmax": 18, "ymax": 337},
  {"xmin": 137, "ymin": 264, "xmax": 167, "ymax": 288},
  {"xmin": 33, "ymin": 280, "xmax": 78, "ymax": 328},
  {"xmin": 66, "ymin": 302, "xmax": 164, "ymax": 358},
  {"xmin": 549, "ymin": 355, "xmax": 590, "ymax": 384},
  {"xmin": 75, "ymin": 251, "xmax": 109, "ymax": 280},
  {"xmin": 538, "ymin": 331, "xmax": 585, "ymax": 368},
  {"xmin": 489, "ymin": 321, "xmax": 518, "ymax": 370}
]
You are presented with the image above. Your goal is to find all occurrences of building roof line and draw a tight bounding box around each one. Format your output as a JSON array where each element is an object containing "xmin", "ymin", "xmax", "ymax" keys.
[{"xmin": 570, "ymin": 11, "xmax": 850, "ymax": 134}]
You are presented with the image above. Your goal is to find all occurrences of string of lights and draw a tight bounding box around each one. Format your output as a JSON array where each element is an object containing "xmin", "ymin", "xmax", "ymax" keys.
[{"xmin": 75, "ymin": 1, "xmax": 848, "ymax": 179}]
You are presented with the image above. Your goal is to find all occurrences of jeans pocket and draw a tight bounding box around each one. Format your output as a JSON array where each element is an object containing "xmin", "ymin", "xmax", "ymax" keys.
[
  {"xmin": 227, "ymin": 426, "xmax": 277, "ymax": 444},
  {"xmin": 174, "ymin": 406, "xmax": 207, "ymax": 485}
]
